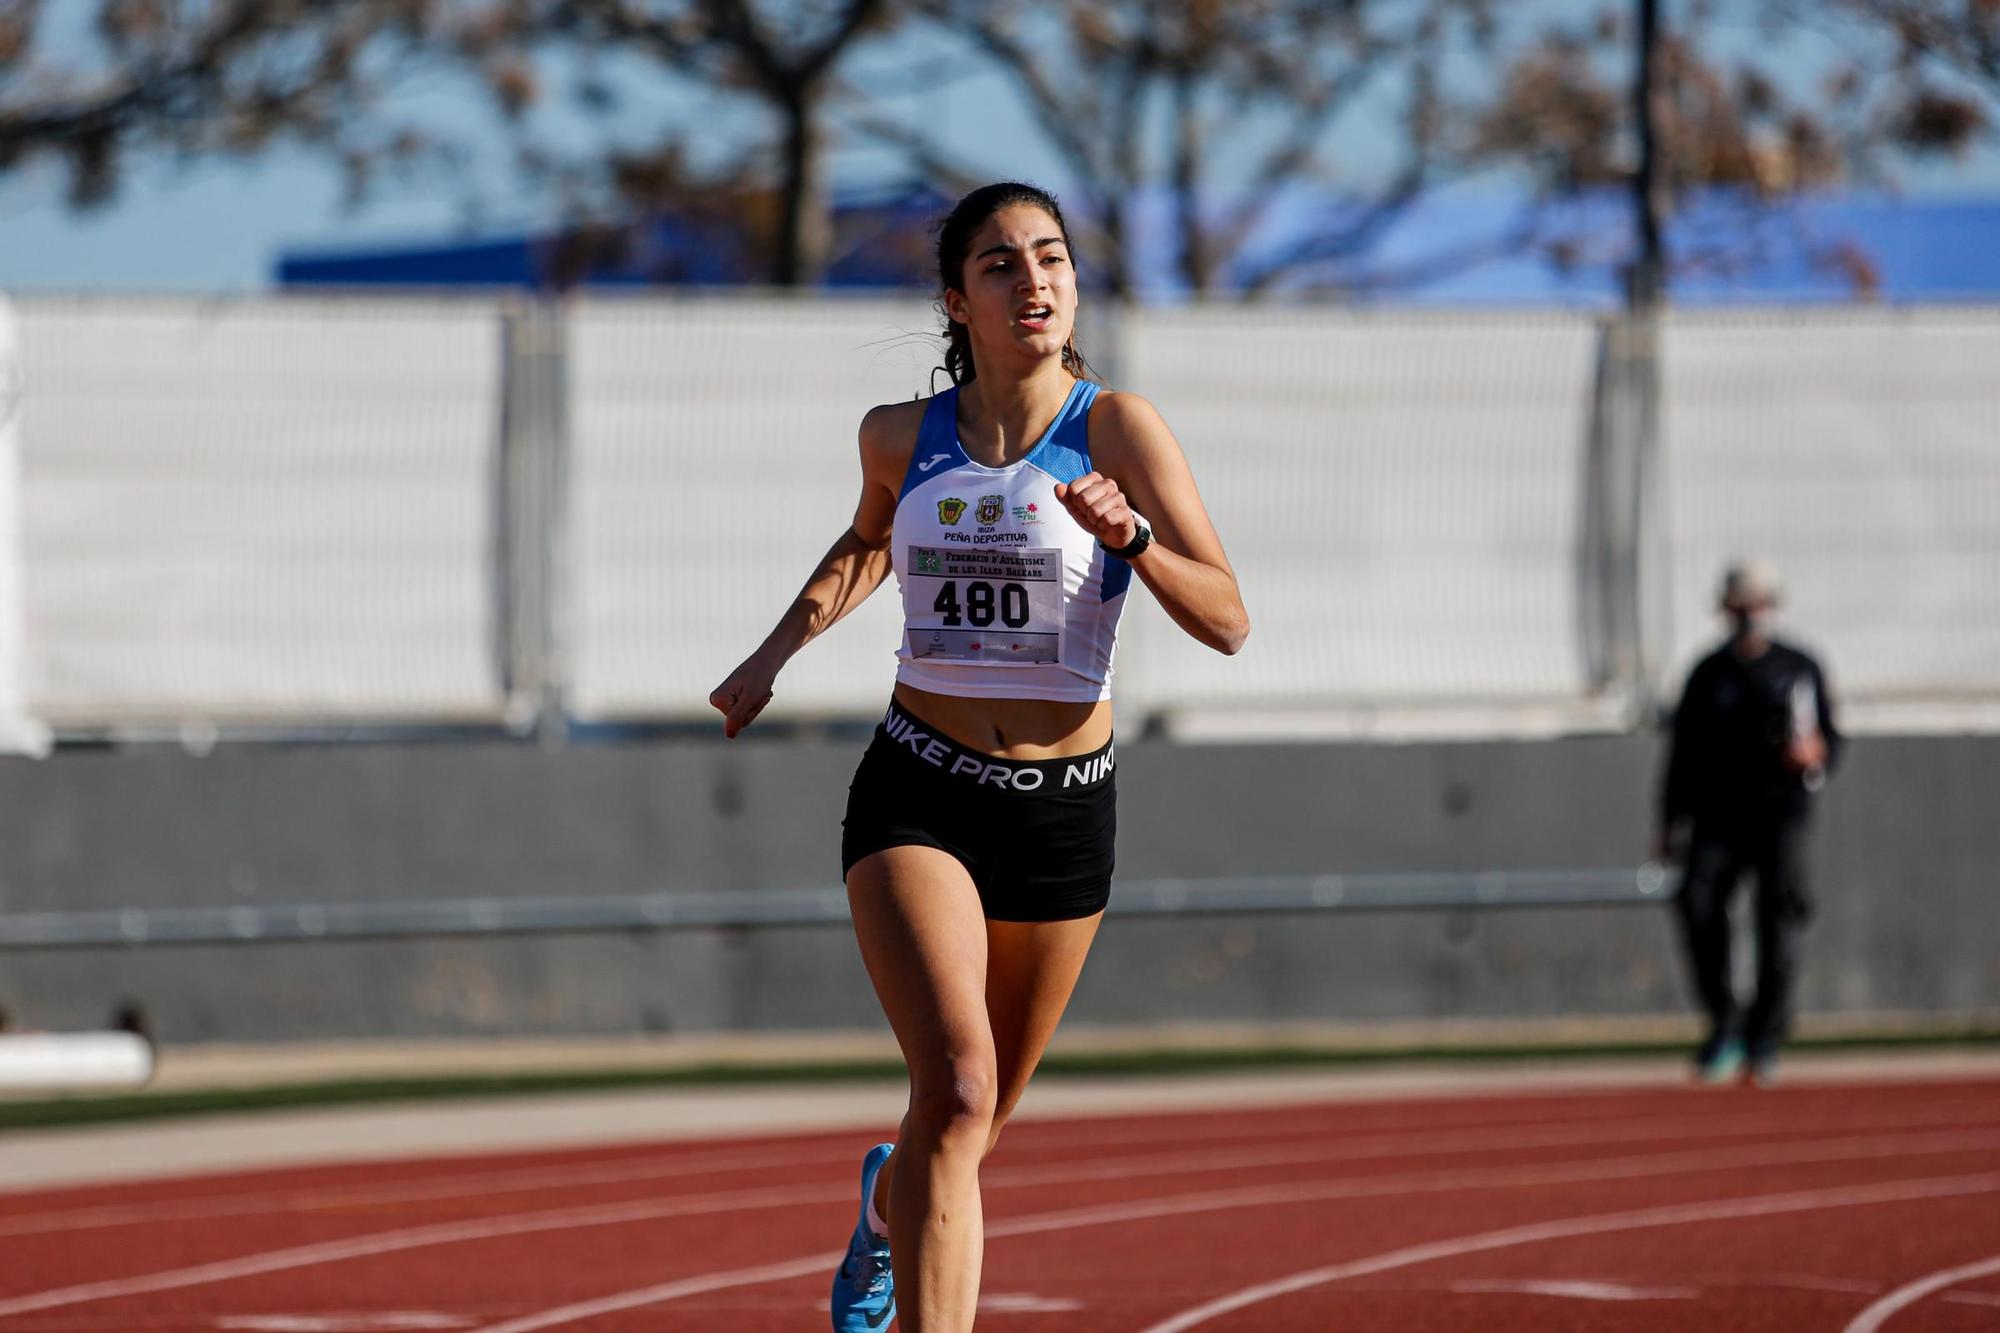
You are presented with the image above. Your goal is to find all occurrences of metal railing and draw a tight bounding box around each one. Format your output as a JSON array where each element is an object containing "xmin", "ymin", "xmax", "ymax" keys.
[{"xmin": 0, "ymin": 866, "xmax": 1675, "ymax": 950}]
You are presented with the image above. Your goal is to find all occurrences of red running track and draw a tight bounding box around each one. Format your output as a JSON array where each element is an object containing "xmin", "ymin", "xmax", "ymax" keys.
[{"xmin": 3, "ymin": 1074, "xmax": 2000, "ymax": 1331}]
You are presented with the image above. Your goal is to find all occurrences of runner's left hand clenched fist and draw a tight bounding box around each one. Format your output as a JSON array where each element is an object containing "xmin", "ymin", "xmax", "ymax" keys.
[{"xmin": 1053, "ymin": 472, "xmax": 1138, "ymax": 550}]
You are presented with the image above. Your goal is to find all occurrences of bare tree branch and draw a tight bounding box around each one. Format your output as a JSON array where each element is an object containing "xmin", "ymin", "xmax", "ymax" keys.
[
  {"xmin": 530, "ymin": 0, "xmax": 898, "ymax": 284},
  {"xmin": 917, "ymin": 1, "xmax": 1489, "ymax": 301},
  {"xmin": 0, "ymin": 1, "xmax": 452, "ymax": 208}
]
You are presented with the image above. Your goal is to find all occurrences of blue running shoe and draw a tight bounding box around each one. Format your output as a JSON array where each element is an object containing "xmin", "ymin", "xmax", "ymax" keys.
[
  {"xmin": 831, "ymin": 1142, "xmax": 895, "ymax": 1331},
  {"xmin": 1696, "ymin": 1035, "xmax": 1745, "ymax": 1084}
]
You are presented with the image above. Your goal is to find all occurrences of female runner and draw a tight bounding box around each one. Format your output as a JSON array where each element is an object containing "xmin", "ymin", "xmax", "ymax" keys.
[{"xmin": 710, "ymin": 181, "xmax": 1247, "ymax": 1332}]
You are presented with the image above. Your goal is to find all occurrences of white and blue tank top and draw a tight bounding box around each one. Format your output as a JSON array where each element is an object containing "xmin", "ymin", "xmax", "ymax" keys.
[{"xmin": 891, "ymin": 378, "xmax": 1133, "ymax": 702}]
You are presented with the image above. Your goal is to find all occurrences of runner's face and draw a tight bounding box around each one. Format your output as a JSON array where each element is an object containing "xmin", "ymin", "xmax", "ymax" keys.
[{"xmin": 948, "ymin": 205, "xmax": 1077, "ymax": 366}]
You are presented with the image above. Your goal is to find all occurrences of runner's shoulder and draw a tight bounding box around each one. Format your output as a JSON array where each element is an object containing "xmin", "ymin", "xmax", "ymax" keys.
[
  {"xmin": 1086, "ymin": 388, "xmax": 1179, "ymax": 470},
  {"xmin": 860, "ymin": 398, "xmax": 929, "ymax": 479},
  {"xmin": 861, "ymin": 399, "xmax": 928, "ymax": 450},
  {"xmin": 1086, "ymin": 388, "xmax": 1166, "ymax": 433}
]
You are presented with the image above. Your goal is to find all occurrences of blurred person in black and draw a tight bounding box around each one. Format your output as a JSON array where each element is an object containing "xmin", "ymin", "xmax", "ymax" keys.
[{"xmin": 1656, "ymin": 561, "xmax": 1841, "ymax": 1087}]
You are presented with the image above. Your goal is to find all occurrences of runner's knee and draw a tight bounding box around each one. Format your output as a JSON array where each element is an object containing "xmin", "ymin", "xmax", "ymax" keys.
[{"xmin": 908, "ymin": 1058, "xmax": 998, "ymax": 1143}]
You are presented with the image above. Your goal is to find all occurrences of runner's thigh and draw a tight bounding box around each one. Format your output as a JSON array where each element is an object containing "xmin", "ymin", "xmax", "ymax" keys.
[{"xmin": 848, "ymin": 845, "xmax": 996, "ymax": 1074}]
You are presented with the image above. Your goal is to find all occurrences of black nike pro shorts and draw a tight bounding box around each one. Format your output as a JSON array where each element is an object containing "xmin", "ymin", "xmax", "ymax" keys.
[{"xmin": 841, "ymin": 698, "xmax": 1115, "ymax": 922}]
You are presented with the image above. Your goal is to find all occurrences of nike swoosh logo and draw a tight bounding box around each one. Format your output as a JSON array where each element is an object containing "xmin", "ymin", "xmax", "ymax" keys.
[
  {"xmin": 866, "ymin": 1300, "xmax": 895, "ymax": 1328},
  {"xmin": 916, "ymin": 452, "xmax": 951, "ymax": 472}
]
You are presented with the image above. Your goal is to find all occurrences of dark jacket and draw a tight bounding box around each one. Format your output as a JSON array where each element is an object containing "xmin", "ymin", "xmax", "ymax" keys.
[{"xmin": 1661, "ymin": 638, "xmax": 1842, "ymax": 830}]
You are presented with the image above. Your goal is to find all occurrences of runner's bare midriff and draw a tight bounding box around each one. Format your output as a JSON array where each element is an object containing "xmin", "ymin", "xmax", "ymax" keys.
[{"xmin": 893, "ymin": 683, "xmax": 1112, "ymax": 760}]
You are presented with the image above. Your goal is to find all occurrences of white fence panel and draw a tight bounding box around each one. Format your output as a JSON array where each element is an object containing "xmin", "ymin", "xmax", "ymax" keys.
[
  {"xmin": 1660, "ymin": 309, "xmax": 2000, "ymax": 707},
  {"xmin": 566, "ymin": 296, "xmax": 945, "ymax": 719},
  {"xmin": 16, "ymin": 297, "xmax": 504, "ymax": 725},
  {"xmin": 0, "ymin": 297, "xmax": 47, "ymax": 753},
  {"xmin": 1118, "ymin": 310, "xmax": 1602, "ymax": 715},
  {"xmin": 9, "ymin": 295, "xmax": 1994, "ymax": 737}
]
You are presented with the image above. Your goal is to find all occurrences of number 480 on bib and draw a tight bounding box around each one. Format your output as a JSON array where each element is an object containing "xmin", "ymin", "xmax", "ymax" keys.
[{"xmin": 932, "ymin": 579, "xmax": 1030, "ymax": 629}]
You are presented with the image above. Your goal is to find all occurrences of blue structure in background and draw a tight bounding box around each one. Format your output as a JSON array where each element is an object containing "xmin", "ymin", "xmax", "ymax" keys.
[
  {"xmin": 277, "ymin": 185, "xmax": 2000, "ymax": 305},
  {"xmin": 1378, "ymin": 192, "xmax": 2000, "ymax": 306},
  {"xmin": 279, "ymin": 184, "xmax": 948, "ymax": 293}
]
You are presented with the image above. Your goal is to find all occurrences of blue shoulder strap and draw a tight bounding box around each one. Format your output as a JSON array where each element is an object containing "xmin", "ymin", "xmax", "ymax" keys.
[
  {"xmin": 1019, "ymin": 380, "xmax": 1133, "ymax": 600},
  {"xmin": 898, "ymin": 389, "xmax": 967, "ymax": 500},
  {"xmin": 1025, "ymin": 379, "xmax": 1100, "ymax": 486}
]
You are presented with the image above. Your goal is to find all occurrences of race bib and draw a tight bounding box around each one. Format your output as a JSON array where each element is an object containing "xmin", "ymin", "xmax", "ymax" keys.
[{"xmin": 906, "ymin": 545, "xmax": 1064, "ymax": 665}]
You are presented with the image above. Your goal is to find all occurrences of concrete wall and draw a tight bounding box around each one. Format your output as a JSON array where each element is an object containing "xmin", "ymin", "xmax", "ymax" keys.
[{"xmin": 0, "ymin": 733, "xmax": 1993, "ymax": 1042}]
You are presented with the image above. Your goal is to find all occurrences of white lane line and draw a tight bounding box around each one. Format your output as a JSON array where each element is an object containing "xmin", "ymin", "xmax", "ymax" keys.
[
  {"xmin": 0, "ymin": 1113, "xmax": 1486, "ymax": 1236},
  {"xmin": 1844, "ymin": 1253, "xmax": 2000, "ymax": 1332},
  {"xmin": 9, "ymin": 1097, "xmax": 1989, "ymax": 1240},
  {"xmin": 216, "ymin": 1316, "xmax": 476, "ymax": 1331},
  {"xmin": 0, "ymin": 1182, "xmax": 848, "ymax": 1319},
  {"xmin": 1141, "ymin": 1174, "xmax": 2000, "ymax": 1332},
  {"xmin": 471, "ymin": 1253, "xmax": 841, "ymax": 1333},
  {"xmin": 974, "ymin": 1129, "xmax": 2000, "ymax": 1241},
  {"xmin": 10, "ymin": 1123, "xmax": 2000, "ymax": 1323},
  {"xmin": 980, "ymin": 1292, "xmax": 1086, "ymax": 1313},
  {"xmin": 0, "ymin": 1143, "xmax": 843, "ymax": 1240},
  {"xmin": 1445, "ymin": 1278, "xmax": 1698, "ymax": 1301},
  {"xmin": 0, "ymin": 1096, "xmax": 1674, "ymax": 1234},
  {"xmin": 1010, "ymin": 1095, "xmax": 1668, "ymax": 1149},
  {"xmin": 1433, "ymin": 1269, "xmax": 1883, "ymax": 1297},
  {"xmin": 1019, "ymin": 1110, "xmax": 2000, "ymax": 1196},
  {"xmin": 461, "ymin": 1135, "xmax": 2000, "ymax": 1333}
]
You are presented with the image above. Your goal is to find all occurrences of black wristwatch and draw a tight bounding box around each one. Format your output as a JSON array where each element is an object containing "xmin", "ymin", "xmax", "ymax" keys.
[{"xmin": 1100, "ymin": 519, "xmax": 1152, "ymax": 561}]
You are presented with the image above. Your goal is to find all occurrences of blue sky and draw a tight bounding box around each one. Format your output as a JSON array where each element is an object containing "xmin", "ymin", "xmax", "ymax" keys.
[{"xmin": 2, "ymin": 5, "xmax": 1995, "ymax": 295}]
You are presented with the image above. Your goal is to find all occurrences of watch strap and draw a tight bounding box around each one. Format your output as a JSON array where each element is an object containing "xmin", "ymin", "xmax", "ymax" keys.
[{"xmin": 1100, "ymin": 519, "xmax": 1152, "ymax": 560}]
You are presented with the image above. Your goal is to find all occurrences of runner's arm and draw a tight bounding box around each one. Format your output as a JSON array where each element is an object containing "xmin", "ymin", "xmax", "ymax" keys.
[
  {"xmin": 1057, "ymin": 391, "xmax": 1249, "ymax": 656},
  {"xmin": 710, "ymin": 404, "xmax": 910, "ymax": 736}
]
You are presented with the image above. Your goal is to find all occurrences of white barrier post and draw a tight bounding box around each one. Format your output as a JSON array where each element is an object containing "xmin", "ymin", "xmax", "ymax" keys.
[{"xmin": 0, "ymin": 1031, "xmax": 155, "ymax": 1092}]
